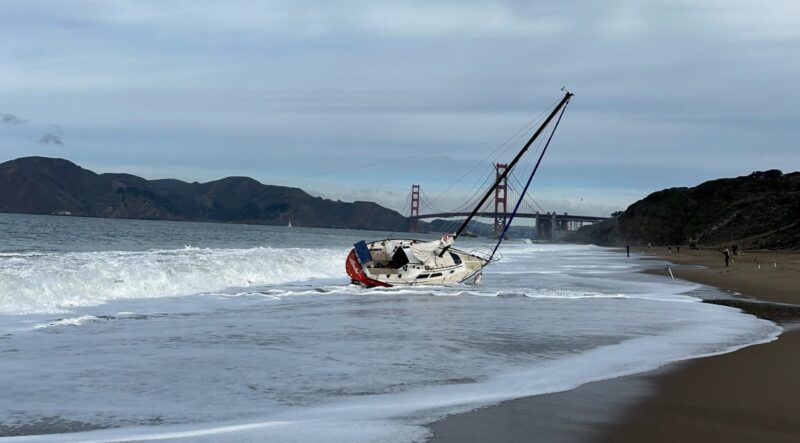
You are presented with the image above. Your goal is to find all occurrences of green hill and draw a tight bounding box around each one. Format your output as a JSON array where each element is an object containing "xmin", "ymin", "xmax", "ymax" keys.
[
  {"xmin": 0, "ymin": 156, "xmax": 410, "ymax": 231},
  {"xmin": 571, "ymin": 170, "xmax": 800, "ymax": 249}
]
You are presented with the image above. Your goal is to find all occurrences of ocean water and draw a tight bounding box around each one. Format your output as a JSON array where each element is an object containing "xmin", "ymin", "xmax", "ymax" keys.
[{"xmin": 0, "ymin": 213, "xmax": 780, "ymax": 442}]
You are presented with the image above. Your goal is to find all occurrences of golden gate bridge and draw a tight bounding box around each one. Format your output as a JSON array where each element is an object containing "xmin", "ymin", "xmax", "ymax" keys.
[{"xmin": 404, "ymin": 163, "xmax": 609, "ymax": 240}]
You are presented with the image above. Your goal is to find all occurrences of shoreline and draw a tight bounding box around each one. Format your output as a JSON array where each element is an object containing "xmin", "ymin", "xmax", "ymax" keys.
[{"xmin": 427, "ymin": 248, "xmax": 800, "ymax": 442}]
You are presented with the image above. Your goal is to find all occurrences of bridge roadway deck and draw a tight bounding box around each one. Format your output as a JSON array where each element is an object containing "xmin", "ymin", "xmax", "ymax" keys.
[{"xmin": 417, "ymin": 212, "xmax": 607, "ymax": 223}]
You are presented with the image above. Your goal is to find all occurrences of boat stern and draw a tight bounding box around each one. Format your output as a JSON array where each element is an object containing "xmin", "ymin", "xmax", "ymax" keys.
[{"xmin": 345, "ymin": 248, "xmax": 391, "ymax": 288}]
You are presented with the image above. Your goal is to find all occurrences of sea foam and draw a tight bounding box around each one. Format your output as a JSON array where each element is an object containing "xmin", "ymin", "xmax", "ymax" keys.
[
  {"xmin": 0, "ymin": 246, "xmax": 346, "ymax": 314},
  {"xmin": 0, "ymin": 231, "xmax": 783, "ymax": 443}
]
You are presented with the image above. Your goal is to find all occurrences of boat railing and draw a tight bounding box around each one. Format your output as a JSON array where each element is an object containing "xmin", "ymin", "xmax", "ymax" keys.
[{"xmin": 466, "ymin": 248, "xmax": 495, "ymax": 263}]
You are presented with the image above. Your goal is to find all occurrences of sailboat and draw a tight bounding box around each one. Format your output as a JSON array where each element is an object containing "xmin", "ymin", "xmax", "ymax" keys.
[{"xmin": 346, "ymin": 91, "xmax": 573, "ymax": 287}]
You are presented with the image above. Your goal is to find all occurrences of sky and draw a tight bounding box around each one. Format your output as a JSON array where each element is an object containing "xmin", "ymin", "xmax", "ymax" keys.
[{"xmin": 1, "ymin": 0, "xmax": 799, "ymax": 217}]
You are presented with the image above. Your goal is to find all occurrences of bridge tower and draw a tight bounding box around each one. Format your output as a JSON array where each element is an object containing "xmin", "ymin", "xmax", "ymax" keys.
[
  {"xmin": 409, "ymin": 184, "xmax": 420, "ymax": 232},
  {"xmin": 494, "ymin": 163, "xmax": 508, "ymax": 238}
]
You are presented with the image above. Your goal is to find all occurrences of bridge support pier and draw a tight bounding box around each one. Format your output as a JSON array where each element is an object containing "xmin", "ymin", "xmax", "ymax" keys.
[{"xmin": 536, "ymin": 216, "xmax": 553, "ymax": 240}]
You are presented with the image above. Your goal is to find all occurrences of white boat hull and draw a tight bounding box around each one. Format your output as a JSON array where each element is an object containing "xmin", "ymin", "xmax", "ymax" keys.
[{"xmin": 346, "ymin": 238, "xmax": 488, "ymax": 287}]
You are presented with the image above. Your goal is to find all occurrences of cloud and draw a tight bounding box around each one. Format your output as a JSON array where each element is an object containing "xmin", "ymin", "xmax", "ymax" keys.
[
  {"xmin": 38, "ymin": 133, "xmax": 64, "ymax": 145},
  {"xmin": 0, "ymin": 1, "xmax": 798, "ymax": 214},
  {"xmin": 1, "ymin": 113, "xmax": 27, "ymax": 124}
]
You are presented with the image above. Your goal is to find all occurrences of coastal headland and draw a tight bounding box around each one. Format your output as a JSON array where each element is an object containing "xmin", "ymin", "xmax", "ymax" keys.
[
  {"xmin": 0, "ymin": 156, "xmax": 409, "ymax": 231},
  {"xmin": 570, "ymin": 170, "xmax": 800, "ymax": 250},
  {"xmin": 428, "ymin": 248, "xmax": 800, "ymax": 442}
]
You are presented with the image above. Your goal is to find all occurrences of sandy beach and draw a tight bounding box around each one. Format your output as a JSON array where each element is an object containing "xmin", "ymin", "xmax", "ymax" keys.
[
  {"xmin": 641, "ymin": 248, "xmax": 800, "ymax": 304},
  {"xmin": 428, "ymin": 248, "xmax": 800, "ymax": 442}
]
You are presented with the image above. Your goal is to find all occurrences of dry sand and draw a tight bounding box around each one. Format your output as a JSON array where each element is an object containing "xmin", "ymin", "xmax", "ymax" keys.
[{"xmin": 428, "ymin": 248, "xmax": 800, "ymax": 442}]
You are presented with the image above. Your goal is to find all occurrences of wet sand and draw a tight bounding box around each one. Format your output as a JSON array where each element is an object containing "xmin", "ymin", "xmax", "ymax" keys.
[
  {"xmin": 428, "ymin": 248, "xmax": 800, "ymax": 442},
  {"xmin": 641, "ymin": 248, "xmax": 800, "ymax": 304}
]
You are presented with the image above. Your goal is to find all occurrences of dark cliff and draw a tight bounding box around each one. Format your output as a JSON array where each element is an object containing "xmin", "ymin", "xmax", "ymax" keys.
[
  {"xmin": 570, "ymin": 170, "xmax": 800, "ymax": 249},
  {"xmin": 0, "ymin": 156, "xmax": 410, "ymax": 231}
]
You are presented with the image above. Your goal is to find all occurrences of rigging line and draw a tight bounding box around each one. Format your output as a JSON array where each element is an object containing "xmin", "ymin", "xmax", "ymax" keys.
[
  {"xmin": 433, "ymin": 214, "xmax": 465, "ymax": 238},
  {"xmin": 426, "ymin": 200, "xmax": 479, "ymax": 235},
  {"xmin": 432, "ymin": 217, "xmax": 460, "ymax": 237},
  {"xmin": 563, "ymin": 78, "xmax": 800, "ymax": 130},
  {"xmin": 508, "ymin": 127, "xmax": 546, "ymax": 180},
  {"xmin": 445, "ymin": 91, "xmax": 573, "ymax": 250},
  {"xmin": 420, "ymin": 175, "xmax": 494, "ymax": 234},
  {"xmin": 458, "ymin": 179, "xmax": 493, "ymax": 213},
  {"xmin": 429, "ymin": 117, "xmax": 546, "ymax": 209},
  {"xmin": 280, "ymin": 97, "xmax": 559, "ymax": 191},
  {"xmin": 503, "ymin": 127, "xmax": 545, "ymax": 178},
  {"xmin": 507, "ymin": 148, "xmax": 536, "ymax": 189},
  {"xmin": 427, "ymin": 98, "xmax": 560, "ymax": 205},
  {"xmin": 447, "ymin": 165, "xmax": 496, "ymax": 214},
  {"xmin": 435, "ymin": 216, "xmax": 466, "ymax": 237},
  {"xmin": 490, "ymin": 98, "xmax": 571, "ymax": 261},
  {"xmin": 458, "ymin": 176, "xmax": 493, "ymax": 217},
  {"xmin": 451, "ymin": 131, "xmax": 540, "ymax": 218},
  {"xmin": 268, "ymin": 125, "xmax": 541, "ymax": 188}
]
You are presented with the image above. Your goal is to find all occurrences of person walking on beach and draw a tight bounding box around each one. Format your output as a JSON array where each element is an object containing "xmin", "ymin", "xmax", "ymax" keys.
[
  {"xmin": 723, "ymin": 248, "xmax": 731, "ymax": 267},
  {"xmin": 626, "ymin": 244, "xmax": 630, "ymax": 257}
]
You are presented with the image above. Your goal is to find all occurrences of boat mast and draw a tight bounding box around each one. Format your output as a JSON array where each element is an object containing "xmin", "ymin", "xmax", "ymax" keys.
[
  {"xmin": 441, "ymin": 91, "xmax": 573, "ymax": 254},
  {"xmin": 489, "ymin": 100, "xmax": 570, "ymax": 260}
]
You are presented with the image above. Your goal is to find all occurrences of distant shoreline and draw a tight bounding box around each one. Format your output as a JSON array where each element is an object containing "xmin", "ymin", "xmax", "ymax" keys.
[
  {"xmin": 0, "ymin": 211, "xmax": 541, "ymax": 240},
  {"xmin": 0, "ymin": 156, "xmax": 411, "ymax": 233},
  {"xmin": 0, "ymin": 209, "xmax": 302, "ymax": 227},
  {"xmin": 0, "ymin": 210, "xmax": 403, "ymax": 234}
]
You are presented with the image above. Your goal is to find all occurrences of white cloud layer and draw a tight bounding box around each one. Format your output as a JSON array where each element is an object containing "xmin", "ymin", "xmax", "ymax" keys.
[{"xmin": 1, "ymin": 0, "xmax": 799, "ymax": 215}]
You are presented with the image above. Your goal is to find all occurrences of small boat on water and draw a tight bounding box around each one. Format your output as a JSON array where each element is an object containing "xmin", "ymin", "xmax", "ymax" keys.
[{"xmin": 346, "ymin": 90, "xmax": 573, "ymax": 287}]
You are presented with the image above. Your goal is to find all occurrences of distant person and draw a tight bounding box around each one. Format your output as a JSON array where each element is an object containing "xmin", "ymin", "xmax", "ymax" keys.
[
  {"xmin": 723, "ymin": 248, "xmax": 731, "ymax": 267},
  {"xmin": 732, "ymin": 244, "xmax": 739, "ymax": 255},
  {"xmin": 677, "ymin": 245, "xmax": 680, "ymax": 253},
  {"xmin": 667, "ymin": 246, "xmax": 672, "ymax": 254},
  {"xmin": 626, "ymin": 244, "xmax": 630, "ymax": 257}
]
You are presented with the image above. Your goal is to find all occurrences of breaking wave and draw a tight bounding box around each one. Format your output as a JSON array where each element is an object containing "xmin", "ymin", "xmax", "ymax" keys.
[{"xmin": 0, "ymin": 246, "xmax": 347, "ymax": 315}]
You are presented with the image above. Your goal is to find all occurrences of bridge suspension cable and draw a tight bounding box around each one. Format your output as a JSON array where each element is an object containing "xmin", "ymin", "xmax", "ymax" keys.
[
  {"xmin": 424, "ymin": 98, "xmax": 560, "ymax": 209},
  {"xmin": 401, "ymin": 188, "xmax": 412, "ymax": 218},
  {"xmin": 509, "ymin": 172, "xmax": 547, "ymax": 213},
  {"xmin": 419, "ymin": 189, "xmax": 446, "ymax": 214}
]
